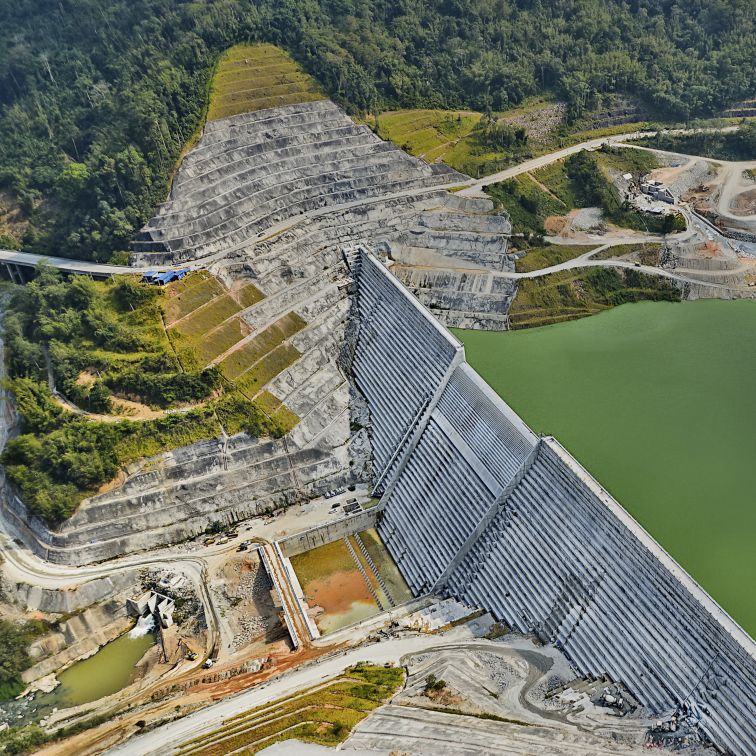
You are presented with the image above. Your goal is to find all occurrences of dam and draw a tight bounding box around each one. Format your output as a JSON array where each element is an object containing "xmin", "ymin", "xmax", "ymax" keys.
[
  {"xmin": 346, "ymin": 246, "xmax": 755, "ymax": 756},
  {"xmin": 2, "ymin": 89, "xmax": 754, "ymax": 755}
]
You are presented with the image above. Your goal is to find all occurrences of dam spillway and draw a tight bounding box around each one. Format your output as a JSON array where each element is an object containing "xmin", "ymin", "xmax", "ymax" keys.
[{"xmin": 348, "ymin": 246, "xmax": 755, "ymax": 756}]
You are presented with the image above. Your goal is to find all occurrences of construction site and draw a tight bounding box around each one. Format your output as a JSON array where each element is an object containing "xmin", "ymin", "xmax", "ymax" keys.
[{"xmin": 0, "ymin": 44, "xmax": 754, "ymax": 756}]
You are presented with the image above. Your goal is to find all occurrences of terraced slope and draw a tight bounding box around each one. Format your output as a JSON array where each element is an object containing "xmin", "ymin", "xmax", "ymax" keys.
[
  {"xmin": 370, "ymin": 109, "xmax": 482, "ymax": 165},
  {"xmin": 175, "ymin": 665, "xmax": 404, "ymax": 755},
  {"xmin": 132, "ymin": 100, "xmax": 466, "ymax": 262},
  {"xmin": 207, "ymin": 43, "xmax": 324, "ymax": 121},
  {"xmin": 163, "ymin": 271, "xmax": 299, "ymax": 426}
]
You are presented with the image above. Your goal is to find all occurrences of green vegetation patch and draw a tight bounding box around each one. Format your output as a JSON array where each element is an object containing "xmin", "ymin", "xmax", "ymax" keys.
[
  {"xmin": 236, "ymin": 283, "xmax": 265, "ymax": 309},
  {"xmin": 166, "ymin": 277, "xmax": 264, "ymax": 367},
  {"xmin": 0, "ymin": 619, "xmax": 49, "ymax": 701},
  {"xmin": 207, "ymin": 44, "xmax": 324, "ymax": 122},
  {"xmin": 515, "ymin": 245, "xmax": 597, "ymax": 273},
  {"xmin": 3, "ymin": 265, "xmax": 219, "ymax": 413},
  {"xmin": 176, "ymin": 664, "xmax": 404, "ymax": 755},
  {"xmin": 370, "ymin": 109, "xmax": 482, "ymax": 162},
  {"xmin": 170, "ymin": 293, "xmax": 242, "ymax": 341},
  {"xmin": 370, "ymin": 100, "xmax": 659, "ymax": 180},
  {"xmin": 257, "ymin": 390, "xmax": 300, "ymax": 434},
  {"xmin": 488, "ymin": 147, "xmax": 683, "ymax": 236},
  {"xmin": 595, "ymin": 146, "xmax": 658, "ymax": 176},
  {"xmin": 509, "ymin": 266, "xmax": 680, "ymax": 329},
  {"xmin": 531, "ymin": 162, "xmax": 579, "ymax": 207},
  {"xmin": 485, "ymin": 174, "xmax": 567, "ymax": 235},
  {"xmin": 163, "ymin": 271, "xmax": 225, "ymax": 325},
  {"xmin": 371, "ymin": 108, "xmax": 533, "ymax": 177},
  {"xmin": 635, "ymin": 123, "xmax": 756, "ymax": 161},
  {"xmin": 593, "ymin": 242, "xmax": 664, "ymax": 264},
  {"xmin": 235, "ymin": 343, "xmax": 301, "ymax": 398},
  {"xmin": 219, "ymin": 313, "xmax": 306, "ymax": 380},
  {"xmin": 1, "ymin": 380, "xmax": 285, "ymax": 525},
  {"xmin": 196, "ymin": 316, "xmax": 250, "ymax": 365},
  {"xmin": 213, "ymin": 391, "xmax": 285, "ymax": 437},
  {"xmin": 0, "ymin": 265, "xmax": 294, "ymax": 526},
  {"xmin": 532, "ymin": 146, "xmax": 658, "ymax": 208},
  {"xmin": 564, "ymin": 149, "xmax": 683, "ymax": 233}
]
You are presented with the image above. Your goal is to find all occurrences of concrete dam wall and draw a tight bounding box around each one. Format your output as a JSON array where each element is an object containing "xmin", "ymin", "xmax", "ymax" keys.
[{"xmin": 350, "ymin": 247, "xmax": 755, "ymax": 756}]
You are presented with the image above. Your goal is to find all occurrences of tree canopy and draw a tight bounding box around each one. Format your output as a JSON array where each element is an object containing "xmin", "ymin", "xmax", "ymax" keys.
[{"xmin": 0, "ymin": 0, "xmax": 753, "ymax": 261}]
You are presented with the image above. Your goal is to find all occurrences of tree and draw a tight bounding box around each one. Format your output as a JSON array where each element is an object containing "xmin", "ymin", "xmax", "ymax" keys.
[{"xmin": 0, "ymin": 620, "xmax": 32, "ymax": 699}]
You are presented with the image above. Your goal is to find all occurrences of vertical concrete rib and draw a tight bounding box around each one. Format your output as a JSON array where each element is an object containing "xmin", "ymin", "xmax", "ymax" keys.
[{"xmin": 432, "ymin": 437, "xmax": 542, "ymax": 593}]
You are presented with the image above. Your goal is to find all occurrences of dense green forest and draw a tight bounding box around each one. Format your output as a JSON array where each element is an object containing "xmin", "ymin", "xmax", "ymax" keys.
[{"xmin": 0, "ymin": 0, "xmax": 753, "ymax": 261}]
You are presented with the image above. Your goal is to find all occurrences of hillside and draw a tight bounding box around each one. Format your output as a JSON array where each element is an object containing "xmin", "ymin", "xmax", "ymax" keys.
[
  {"xmin": 367, "ymin": 97, "xmax": 656, "ymax": 178},
  {"xmin": 0, "ymin": 0, "xmax": 753, "ymax": 261},
  {"xmin": 483, "ymin": 145, "xmax": 685, "ymax": 237},
  {"xmin": 1, "ymin": 268, "xmax": 299, "ymax": 525},
  {"xmin": 207, "ymin": 44, "xmax": 324, "ymax": 122}
]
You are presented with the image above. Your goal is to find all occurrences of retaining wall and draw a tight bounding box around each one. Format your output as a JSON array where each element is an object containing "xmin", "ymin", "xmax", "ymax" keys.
[{"xmin": 277, "ymin": 507, "xmax": 381, "ymax": 557}]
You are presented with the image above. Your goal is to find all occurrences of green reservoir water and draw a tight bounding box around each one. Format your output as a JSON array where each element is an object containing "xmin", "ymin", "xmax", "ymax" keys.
[
  {"xmin": 42, "ymin": 628, "xmax": 155, "ymax": 710},
  {"xmin": 454, "ymin": 299, "xmax": 756, "ymax": 636}
]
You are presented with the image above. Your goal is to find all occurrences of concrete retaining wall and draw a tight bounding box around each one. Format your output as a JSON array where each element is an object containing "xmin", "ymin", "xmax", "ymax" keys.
[{"xmin": 277, "ymin": 507, "xmax": 380, "ymax": 557}]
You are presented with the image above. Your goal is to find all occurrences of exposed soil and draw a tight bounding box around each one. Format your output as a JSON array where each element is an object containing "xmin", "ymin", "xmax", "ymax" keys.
[
  {"xmin": 730, "ymin": 187, "xmax": 756, "ymax": 216},
  {"xmin": 695, "ymin": 241, "xmax": 723, "ymax": 258},
  {"xmin": 0, "ymin": 190, "xmax": 29, "ymax": 243},
  {"xmin": 95, "ymin": 469, "xmax": 126, "ymax": 495},
  {"xmin": 544, "ymin": 215, "xmax": 569, "ymax": 235},
  {"xmin": 74, "ymin": 371, "xmax": 96, "ymax": 388},
  {"xmin": 306, "ymin": 571, "xmax": 374, "ymax": 614},
  {"xmin": 211, "ymin": 551, "xmax": 282, "ymax": 655}
]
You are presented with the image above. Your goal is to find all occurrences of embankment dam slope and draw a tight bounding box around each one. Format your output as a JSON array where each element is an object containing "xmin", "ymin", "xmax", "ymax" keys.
[{"xmin": 347, "ymin": 247, "xmax": 755, "ymax": 756}]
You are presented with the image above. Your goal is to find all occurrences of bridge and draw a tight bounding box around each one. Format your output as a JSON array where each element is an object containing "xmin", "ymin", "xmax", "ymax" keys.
[{"xmin": 0, "ymin": 249, "xmax": 140, "ymax": 282}]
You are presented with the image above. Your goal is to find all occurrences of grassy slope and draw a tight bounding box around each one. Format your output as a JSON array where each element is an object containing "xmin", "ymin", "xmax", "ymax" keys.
[
  {"xmin": 514, "ymin": 245, "xmax": 597, "ymax": 273},
  {"xmin": 175, "ymin": 665, "xmax": 404, "ymax": 755},
  {"xmin": 484, "ymin": 174, "xmax": 567, "ymax": 235},
  {"xmin": 207, "ymin": 43, "xmax": 324, "ymax": 122},
  {"xmin": 593, "ymin": 242, "xmax": 664, "ymax": 263},
  {"xmin": 508, "ymin": 267, "xmax": 680, "ymax": 329},
  {"xmin": 367, "ymin": 109, "xmax": 482, "ymax": 165},
  {"xmin": 365, "ymin": 95, "xmax": 656, "ymax": 179},
  {"xmin": 172, "ymin": 43, "xmax": 325, "ymax": 180},
  {"xmin": 165, "ymin": 272, "xmax": 302, "ymax": 413}
]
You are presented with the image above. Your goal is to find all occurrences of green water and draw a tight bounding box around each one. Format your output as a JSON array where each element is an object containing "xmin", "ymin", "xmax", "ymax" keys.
[
  {"xmin": 454, "ymin": 299, "xmax": 756, "ymax": 636},
  {"xmin": 43, "ymin": 629, "xmax": 155, "ymax": 710}
]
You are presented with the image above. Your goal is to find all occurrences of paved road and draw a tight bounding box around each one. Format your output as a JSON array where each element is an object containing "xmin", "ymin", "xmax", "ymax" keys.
[
  {"xmin": 457, "ymin": 133, "xmax": 647, "ymax": 197},
  {"xmin": 490, "ymin": 242, "xmax": 745, "ymax": 290},
  {"xmin": 0, "ymin": 521, "xmax": 222, "ymax": 655},
  {"xmin": 0, "ymin": 126, "xmax": 743, "ymax": 278},
  {"xmin": 528, "ymin": 254, "xmax": 742, "ymax": 290},
  {"xmin": 0, "ymin": 182, "xmax": 463, "ymax": 276},
  {"xmin": 714, "ymin": 161, "xmax": 756, "ymax": 223},
  {"xmin": 456, "ymin": 126, "xmax": 740, "ymax": 197}
]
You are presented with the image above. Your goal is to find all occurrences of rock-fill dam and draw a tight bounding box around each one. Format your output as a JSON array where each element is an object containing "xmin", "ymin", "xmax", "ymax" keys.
[{"xmin": 346, "ymin": 246, "xmax": 755, "ymax": 756}]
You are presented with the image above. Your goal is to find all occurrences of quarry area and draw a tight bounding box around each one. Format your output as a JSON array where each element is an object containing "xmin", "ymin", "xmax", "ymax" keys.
[{"xmin": 0, "ymin": 44, "xmax": 754, "ymax": 756}]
